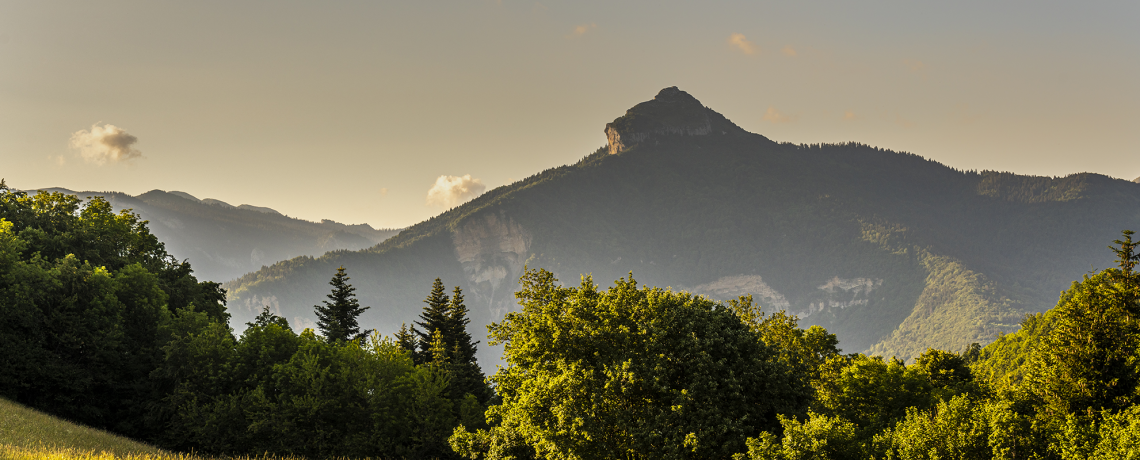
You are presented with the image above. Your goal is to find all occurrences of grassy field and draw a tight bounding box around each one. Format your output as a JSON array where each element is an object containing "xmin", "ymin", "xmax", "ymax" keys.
[{"xmin": 0, "ymin": 397, "xmax": 330, "ymax": 460}]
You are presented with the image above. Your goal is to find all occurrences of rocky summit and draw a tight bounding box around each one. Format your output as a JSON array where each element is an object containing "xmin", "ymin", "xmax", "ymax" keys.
[{"xmin": 604, "ymin": 86, "xmax": 754, "ymax": 154}]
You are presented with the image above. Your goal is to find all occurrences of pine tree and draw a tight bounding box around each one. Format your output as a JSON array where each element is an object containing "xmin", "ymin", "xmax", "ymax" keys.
[
  {"xmin": 428, "ymin": 328, "xmax": 449, "ymax": 366},
  {"xmin": 314, "ymin": 266, "xmax": 371, "ymax": 343},
  {"xmin": 415, "ymin": 278, "xmax": 451, "ymax": 361},
  {"xmin": 395, "ymin": 322, "xmax": 420, "ymax": 361},
  {"xmin": 446, "ymin": 286, "xmax": 492, "ymax": 403}
]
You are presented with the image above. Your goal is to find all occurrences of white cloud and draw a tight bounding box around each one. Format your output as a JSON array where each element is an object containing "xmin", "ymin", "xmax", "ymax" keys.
[
  {"xmin": 782, "ymin": 45, "xmax": 797, "ymax": 57},
  {"xmin": 728, "ymin": 33, "xmax": 757, "ymax": 55},
  {"xmin": 69, "ymin": 123, "xmax": 142, "ymax": 165},
  {"xmin": 426, "ymin": 174, "xmax": 486, "ymax": 208}
]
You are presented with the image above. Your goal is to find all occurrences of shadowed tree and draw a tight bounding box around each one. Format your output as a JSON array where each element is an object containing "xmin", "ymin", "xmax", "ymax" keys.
[
  {"xmin": 314, "ymin": 266, "xmax": 370, "ymax": 343},
  {"xmin": 415, "ymin": 278, "xmax": 451, "ymax": 364}
]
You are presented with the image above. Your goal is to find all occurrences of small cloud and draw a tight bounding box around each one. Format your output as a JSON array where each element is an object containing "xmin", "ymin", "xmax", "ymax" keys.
[
  {"xmin": 69, "ymin": 123, "xmax": 142, "ymax": 165},
  {"xmin": 728, "ymin": 33, "xmax": 757, "ymax": 55},
  {"xmin": 762, "ymin": 107, "xmax": 796, "ymax": 124},
  {"xmin": 379, "ymin": 187, "xmax": 389, "ymax": 198},
  {"xmin": 568, "ymin": 23, "xmax": 596, "ymax": 38},
  {"xmin": 843, "ymin": 111, "xmax": 857, "ymax": 121},
  {"xmin": 904, "ymin": 59, "xmax": 926, "ymax": 73},
  {"xmin": 51, "ymin": 155, "xmax": 66, "ymax": 166},
  {"xmin": 782, "ymin": 45, "xmax": 797, "ymax": 57},
  {"xmin": 426, "ymin": 174, "xmax": 486, "ymax": 208}
]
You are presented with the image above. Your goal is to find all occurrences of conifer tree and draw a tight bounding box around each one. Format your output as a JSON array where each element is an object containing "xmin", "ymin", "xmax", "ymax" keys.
[
  {"xmin": 446, "ymin": 286, "xmax": 492, "ymax": 403},
  {"xmin": 395, "ymin": 322, "xmax": 420, "ymax": 361},
  {"xmin": 415, "ymin": 278, "xmax": 451, "ymax": 362},
  {"xmin": 314, "ymin": 266, "xmax": 371, "ymax": 343},
  {"xmin": 428, "ymin": 328, "xmax": 449, "ymax": 366}
]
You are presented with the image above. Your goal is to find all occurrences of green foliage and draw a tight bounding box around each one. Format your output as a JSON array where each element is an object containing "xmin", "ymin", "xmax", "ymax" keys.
[
  {"xmin": 1054, "ymin": 406, "xmax": 1140, "ymax": 460},
  {"xmin": 156, "ymin": 312, "xmax": 464, "ymax": 459},
  {"xmin": 1023, "ymin": 266, "xmax": 1140, "ymax": 415},
  {"xmin": 411, "ymin": 279, "xmax": 491, "ymax": 404},
  {"xmin": 730, "ymin": 298, "xmax": 842, "ymax": 389},
  {"xmin": 314, "ymin": 266, "xmax": 371, "ymax": 343},
  {"xmin": 877, "ymin": 395, "xmax": 1030, "ymax": 460},
  {"xmin": 453, "ymin": 269, "xmax": 811, "ymax": 460},
  {"xmin": 739, "ymin": 412, "xmax": 865, "ymax": 460},
  {"xmin": 815, "ymin": 355, "xmax": 934, "ymax": 438},
  {"xmin": 0, "ymin": 183, "xmax": 225, "ymax": 440}
]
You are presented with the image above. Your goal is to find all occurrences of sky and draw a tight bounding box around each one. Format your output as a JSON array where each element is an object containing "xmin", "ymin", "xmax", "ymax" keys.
[{"xmin": 2, "ymin": 0, "xmax": 1137, "ymax": 229}]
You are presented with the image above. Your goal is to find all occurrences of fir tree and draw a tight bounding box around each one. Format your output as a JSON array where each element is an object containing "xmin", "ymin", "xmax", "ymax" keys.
[
  {"xmin": 395, "ymin": 322, "xmax": 420, "ymax": 362},
  {"xmin": 446, "ymin": 286, "xmax": 492, "ymax": 403},
  {"xmin": 314, "ymin": 266, "xmax": 371, "ymax": 343},
  {"xmin": 415, "ymin": 278, "xmax": 451, "ymax": 362}
]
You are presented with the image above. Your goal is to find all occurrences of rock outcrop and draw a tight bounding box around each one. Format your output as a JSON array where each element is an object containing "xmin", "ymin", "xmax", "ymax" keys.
[
  {"xmin": 604, "ymin": 86, "xmax": 752, "ymax": 154},
  {"xmin": 452, "ymin": 212, "xmax": 533, "ymax": 317}
]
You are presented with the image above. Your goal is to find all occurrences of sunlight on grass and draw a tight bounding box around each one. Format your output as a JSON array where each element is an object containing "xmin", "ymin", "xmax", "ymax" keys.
[
  {"xmin": 0, "ymin": 397, "xmax": 379, "ymax": 460},
  {"xmin": 0, "ymin": 445, "xmax": 330, "ymax": 460},
  {"xmin": 0, "ymin": 398, "xmax": 165, "ymax": 458}
]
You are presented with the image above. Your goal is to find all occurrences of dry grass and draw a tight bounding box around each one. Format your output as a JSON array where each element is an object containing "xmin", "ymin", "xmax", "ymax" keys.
[
  {"xmin": 0, "ymin": 397, "xmax": 166, "ymax": 458},
  {"xmin": 0, "ymin": 445, "xmax": 326, "ymax": 460},
  {"xmin": 0, "ymin": 397, "xmax": 376, "ymax": 460}
]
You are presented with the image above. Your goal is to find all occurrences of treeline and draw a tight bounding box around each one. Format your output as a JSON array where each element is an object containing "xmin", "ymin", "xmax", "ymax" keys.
[
  {"xmin": 0, "ymin": 183, "xmax": 491, "ymax": 459},
  {"xmin": 450, "ymin": 235, "xmax": 1140, "ymax": 459}
]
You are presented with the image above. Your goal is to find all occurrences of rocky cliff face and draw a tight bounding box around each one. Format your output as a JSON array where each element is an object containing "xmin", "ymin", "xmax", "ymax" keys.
[
  {"xmin": 687, "ymin": 274, "xmax": 883, "ymax": 319},
  {"xmin": 452, "ymin": 212, "xmax": 533, "ymax": 318},
  {"xmin": 604, "ymin": 86, "xmax": 752, "ymax": 154}
]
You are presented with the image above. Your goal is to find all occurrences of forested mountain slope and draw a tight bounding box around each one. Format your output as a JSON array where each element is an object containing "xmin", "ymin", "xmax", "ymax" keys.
[
  {"xmin": 224, "ymin": 87, "xmax": 1140, "ymax": 363},
  {"xmin": 33, "ymin": 188, "xmax": 399, "ymax": 283}
]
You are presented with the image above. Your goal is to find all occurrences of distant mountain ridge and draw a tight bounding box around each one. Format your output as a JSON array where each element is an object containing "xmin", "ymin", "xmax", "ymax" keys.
[
  {"xmin": 221, "ymin": 87, "xmax": 1140, "ymax": 365},
  {"xmin": 31, "ymin": 188, "xmax": 400, "ymax": 285}
]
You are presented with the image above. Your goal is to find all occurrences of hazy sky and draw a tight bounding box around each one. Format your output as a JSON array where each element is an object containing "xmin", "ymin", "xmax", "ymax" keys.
[{"xmin": 2, "ymin": 1, "xmax": 1137, "ymax": 229}]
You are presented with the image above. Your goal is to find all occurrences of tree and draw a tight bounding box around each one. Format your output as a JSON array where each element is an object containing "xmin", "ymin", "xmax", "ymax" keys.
[
  {"xmin": 314, "ymin": 266, "xmax": 370, "ymax": 343},
  {"xmin": 451, "ymin": 269, "xmax": 811, "ymax": 460},
  {"xmin": 415, "ymin": 278, "xmax": 451, "ymax": 364},
  {"xmin": 1023, "ymin": 231, "xmax": 1140, "ymax": 416},
  {"xmin": 445, "ymin": 286, "xmax": 491, "ymax": 404},
  {"xmin": 0, "ymin": 184, "xmax": 224, "ymax": 441},
  {"xmin": 814, "ymin": 354, "xmax": 934, "ymax": 439},
  {"xmin": 396, "ymin": 322, "xmax": 420, "ymax": 361}
]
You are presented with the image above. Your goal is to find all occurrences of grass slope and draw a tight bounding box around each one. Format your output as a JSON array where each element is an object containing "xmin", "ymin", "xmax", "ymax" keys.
[
  {"xmin": 0, "ymin": 397, "xmax": 164, "ymax": 457},
  {"xmin": 0, "ymin": 397, "xmax": 366, "ymax": 460}
]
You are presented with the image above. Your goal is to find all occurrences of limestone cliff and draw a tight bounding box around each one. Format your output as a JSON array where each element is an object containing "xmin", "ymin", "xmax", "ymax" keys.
[
  {"xmin": 452, "ymin": 212, "xmax": 533, "ymax": 318},
  {"xmin": 687, "ymin": 274, "xmax": 883, "ymax": 319},
  {"xmin": 604, "ymin": 86, "xmax": 753, "ymax": 154}
]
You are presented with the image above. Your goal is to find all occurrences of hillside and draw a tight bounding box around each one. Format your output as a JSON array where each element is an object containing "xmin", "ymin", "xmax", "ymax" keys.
[
  {"xmin": 224, "ymin": 87, "xmax": 1140, "ymax": 364},
  {"xmin": 31, "ymin": 188, "xmax": 400, "ymax": 284},
  {"xmin": 0, "ymin": 396, "xmax": 165, "ymax": 457}
]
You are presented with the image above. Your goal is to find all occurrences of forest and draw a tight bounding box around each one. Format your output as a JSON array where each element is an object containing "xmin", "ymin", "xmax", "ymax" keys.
[{"xmin": 2, "ymin": 182, "xmax": 1140, "ymax": 459}]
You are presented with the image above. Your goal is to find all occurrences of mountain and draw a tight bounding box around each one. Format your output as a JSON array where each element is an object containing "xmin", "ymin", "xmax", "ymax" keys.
[
  {"xmin": 223, "ymin": 87, "xmax": 1140, "ymax": 364},
  {"xmin": 31, "ymin": 188, "xmax": 400, "ymax": 284}
]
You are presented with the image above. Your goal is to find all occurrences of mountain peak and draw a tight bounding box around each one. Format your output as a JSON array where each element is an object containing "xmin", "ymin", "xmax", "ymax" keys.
[
  {"xmin": 604, "ymin": 87, "xmax": 750, "ymax": 154},
  {"xmin": 1134, "ymin": 176, "xmax": 1139, "ymax": 183}
]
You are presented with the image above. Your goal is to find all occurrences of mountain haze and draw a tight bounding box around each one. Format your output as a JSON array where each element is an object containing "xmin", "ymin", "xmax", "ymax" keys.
[
  {"xmin": 34, "ymin": 188, "xmax": 399, "ymax": 283},
  {"xmin": 224, "ymin": 87, "xmax": 1140, "ymax": 364}
]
